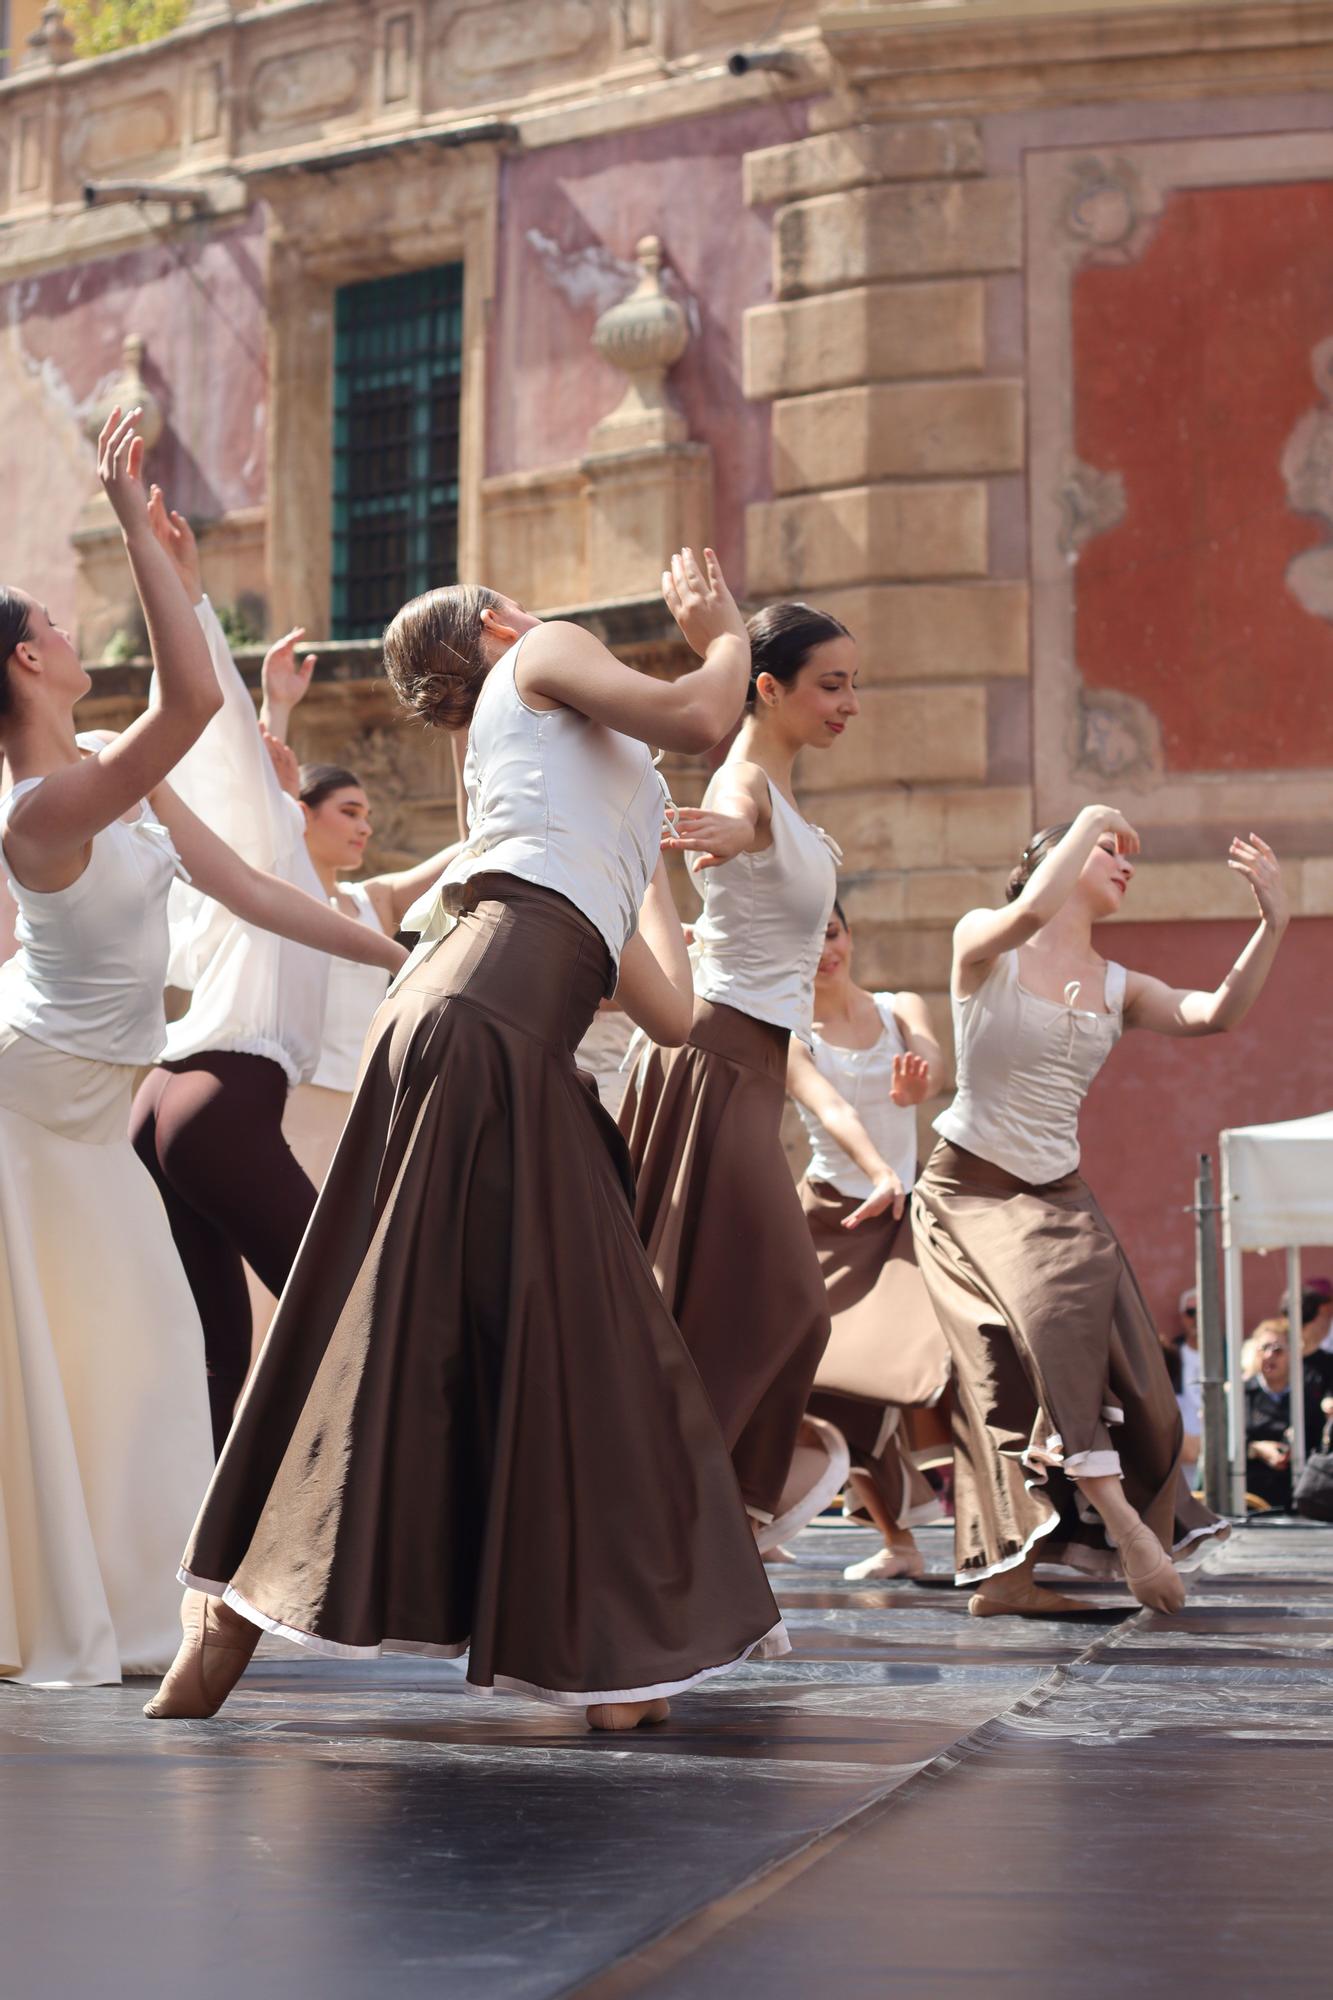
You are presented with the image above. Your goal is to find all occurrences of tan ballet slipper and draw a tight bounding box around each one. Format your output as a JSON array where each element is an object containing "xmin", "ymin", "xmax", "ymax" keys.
[
  {"xmin": 1117, "ymin": 1521, "xmax": 1187, "ymax": 1615},
  {"xmin": 585, "ymin": 1698, "xmax": 670, "ymax": 1732},
  {"xmin": 763, "ymin": 1545, "xmax": 798, "ymax": 1565},
  {"xmin": 143, "ymin": 1590, "xmax": 261, "ymax": 1719},
  {"xmin": 968, "ymin": 1571, "xmax": 1087, "ymax": 1619},
  {"xmin": 844, "ymin": 1545, "xmax": 926, "ymax": 1583}
]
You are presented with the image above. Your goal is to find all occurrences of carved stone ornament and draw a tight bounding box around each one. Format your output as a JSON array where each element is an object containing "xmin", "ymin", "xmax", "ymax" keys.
[
  {"xmin": 587, "ymin": 236, "xmax": 690, "ymax": 457},
  {"xmin": 84, "ymin": 336, "xmax": 165, "ymax": 453},
  {"xmin": 1072, "ymin": 687, "xmax": 1163, "ymax": 783},
  {"xmin": 1058, "ymin": 458, "xmax": 1126, "ymax": 560},
  {"xmin": 1061, "ymin": 156, "xmax": 1159, "ymax": 267},
  {"xmin": 24, "ymin": 1, "xmax": 75, "ymax": 67}
]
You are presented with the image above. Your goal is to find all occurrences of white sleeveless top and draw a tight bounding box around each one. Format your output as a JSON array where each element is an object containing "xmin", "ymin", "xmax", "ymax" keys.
[
  {"xmin": 401, "ymin": 635, "xmax": 669, "ymax": 979},
  {"xmin": 160, "ymin": 599, "xmax": 329, "ymax": 1087},
  {"xmin": 934, "ymin": 949, "xmax": 1126, "ymax": 1185},
  {"xmin": 691, "ymin": 764, "xmax": 839, "ymax": 1043},
  {"xmin": 798, "ymin": 993, "xmax": 919, "ymax": 1201},
  {"xmin": 0, "ymin": 748, "xmax": 189, "ymax": 1066},
  {"xmin": 310, "ymin": 881, "xmax": 390, "ymax": 1093}
]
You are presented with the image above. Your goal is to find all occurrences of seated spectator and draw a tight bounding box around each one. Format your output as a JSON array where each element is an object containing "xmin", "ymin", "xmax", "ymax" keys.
[
  {"xmin": 1174, "ymin": 1287, "xmax": 1202, "ymax": 1490},
  {"xmin": 1278, "ymin": 1277, "xmax": 1333, "ymax": 1357},
  {"xmin": 1243, "ymin": 1316, "xmax": 1333, "ymax": 1511}
]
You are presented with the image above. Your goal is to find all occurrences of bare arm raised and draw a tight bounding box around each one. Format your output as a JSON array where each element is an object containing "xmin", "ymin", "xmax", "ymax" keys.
[
  {"xmin": 1124, "ymin": 835, "xmax": 1288, "ymax": 1038},
  {"xmin": 518, "ymin": 548, "xmax": 749, "ymax": 755},
  {"xmin": 5, "ymin": 411, "xmax": 223, "ymax": 885},
  {"xmin": 951, "ymin": 805, "xmax": 1140, "ymax": 998}
]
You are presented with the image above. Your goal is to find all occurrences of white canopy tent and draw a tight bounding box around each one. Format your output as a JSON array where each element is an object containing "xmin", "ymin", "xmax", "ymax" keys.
[{"xmin": 1220, "ymin": 1110, "xmax": 1333, "ymax": 1510}]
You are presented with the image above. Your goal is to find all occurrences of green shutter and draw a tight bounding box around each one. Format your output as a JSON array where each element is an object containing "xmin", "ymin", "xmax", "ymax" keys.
[{"xmin": 331, "ymin": 263, "xmax": 464, "ymax": 640}]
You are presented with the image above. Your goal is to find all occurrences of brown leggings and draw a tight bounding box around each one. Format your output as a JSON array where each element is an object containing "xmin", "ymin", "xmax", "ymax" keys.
[{"xmin": 130, "ymin": 1052, "xmax": 316, "ymax": 1455}]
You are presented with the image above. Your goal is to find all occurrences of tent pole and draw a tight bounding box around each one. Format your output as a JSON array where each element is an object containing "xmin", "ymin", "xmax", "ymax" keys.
[
  {"xmin": 1287, "ymin": 1245, "xmax": 1306, "ymax": 1485},
  {"xmin": 1196, "ymin": 1154, "xmax": 1228, "ymax": 1516},
  {"xmin": 1224, "ymin": 1241, "xmax": 1246, "ymax": 1517}
]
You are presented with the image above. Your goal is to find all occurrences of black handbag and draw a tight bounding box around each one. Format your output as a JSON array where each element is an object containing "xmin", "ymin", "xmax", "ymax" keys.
[{"xmin": 1293, "ymin": 1450, "xmax": 1333, "ymax": 1522}]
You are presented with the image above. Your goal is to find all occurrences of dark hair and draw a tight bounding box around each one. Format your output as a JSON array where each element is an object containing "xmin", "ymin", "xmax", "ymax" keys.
[
  {"xmin": 0, "ymin": 586, "xmax": 32, "ymax": 726},
  {"xmin": 299, "ymin": 763, "xmax": 363, "ymax": 810},
  {"xmin": 382, "ymin": 585, "xmax": 501, "ymax": 730},
  {"xmin": 830, "ymin": 895, "xmax": 848, "ymax": 929},
  {"xmin": 745, "ymin": 602, "xmax": 851, "ymax": 711},
  {"xmin": 1006, "ymin": 822, "xmax": 1074, "ymax": 903}
]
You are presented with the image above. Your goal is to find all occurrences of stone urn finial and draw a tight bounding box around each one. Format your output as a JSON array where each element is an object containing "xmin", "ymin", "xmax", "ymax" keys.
[
  {"xmin": 587, "ymin": 235, "xmax": 690, "ymax": 456},
  {"xmin": 84, "ymin": 335, "xmax": 165, "ymax": 454},
  {"xmin": 23, "ymin": 2, "xmax": 75, "ymax": 66}
]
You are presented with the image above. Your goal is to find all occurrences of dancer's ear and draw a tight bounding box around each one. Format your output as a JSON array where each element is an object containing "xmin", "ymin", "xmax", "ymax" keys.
[{"xmin": 479, "ymin": 604, "xmax": 523, "ymax": 653}]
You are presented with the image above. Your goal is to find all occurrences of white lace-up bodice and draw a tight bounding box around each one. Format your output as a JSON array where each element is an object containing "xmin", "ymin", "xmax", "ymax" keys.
[{"xmin": 934, "ymin": 949, "xmax": 1126, "ymax": 1183}]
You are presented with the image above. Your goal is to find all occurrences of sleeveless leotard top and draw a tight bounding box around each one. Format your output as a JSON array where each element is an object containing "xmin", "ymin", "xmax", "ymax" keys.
[
  {"xmin": 798, "ymin": 993, "xmax": 919, "ymax": 1201},
  {"xmin": 934, "ymin": 948, "xmax": 1127, "ymax": 1184},
  {"xmin": 402, "ymin": 634, "xmax": 669, "ymax": 982},
  {"xmin": 310, "ymin": 881, "xmax": 390, "ymax": 1093},
  {"xmin": 0, "ymin": 741, "xmax": 189, "ymax": 1065},
  {"xmin": 691, "ymin": 760, "xmax": 840, "ymax": 1043}
]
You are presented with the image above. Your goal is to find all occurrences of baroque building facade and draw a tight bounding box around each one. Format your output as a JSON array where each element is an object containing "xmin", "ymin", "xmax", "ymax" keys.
[{"xmin": 4, "ymin": 0, "xmax": 1333, "ymax": 1315}]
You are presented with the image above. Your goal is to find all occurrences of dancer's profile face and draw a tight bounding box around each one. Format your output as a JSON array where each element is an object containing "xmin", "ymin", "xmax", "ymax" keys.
[
  {"xmin": 816, "ymin": 911, "xmax": 852, "ymax": 982},
  {"xmin": 304, "ymin": 784, "xmax": 373, "ymax": 872},
  {"xmin": 5, "ymin": 594, "xmax": 90, "ymax": 709},
  {"xmin": 1077, "ymin": 832, "xmax": 1135, "ymax": 918},
  {"xmin": 758, "ymin": 635, "xmax": 860, "ymax": 750}
]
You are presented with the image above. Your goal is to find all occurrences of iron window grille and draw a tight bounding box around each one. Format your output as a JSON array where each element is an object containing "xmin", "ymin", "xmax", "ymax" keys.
[{"xmin": 331, "ymin": 262, "xmax": 464, "ymax": 640}]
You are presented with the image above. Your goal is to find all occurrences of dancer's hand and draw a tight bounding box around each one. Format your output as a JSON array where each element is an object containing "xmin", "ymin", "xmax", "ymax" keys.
[
  {"xmin": 889, "ymin": 1051, "xmax": 932, "ymax": 1106},
  {"xmin": 662, "ymin": 805, "xmax": 753, "ymax": 870},
  {"xmin": 1086, "ymin": 804, "xmax": 1140, "ymax": 856},
  {"xmin": 146, "ymin": 485, "xmax": 203, "ymax": 601},
  {"xmin": 97, "ymin": 406, "xmax": 150, "ymax": 541},
  {"xmin": 843, "ymin": 1169, "xmax": 906, "ymax": 1227},
  {"xmin": 1228, "ymin": 834, "xmax": 1288, "ymax": 933},
  {"xmin": 261, "ymin": 724, "xmax": 301, "ymax": 799},
  {"xmin": 261, "ymin": 627, "xmax": 317, "ymax": 716},
  {"xmin": 662, "ymin": 547, "xmax": 746, "ymax": 659},
  {"xmin": 1250, "ymin": 1439, "xmax": 1289, "ymax": 1469}
]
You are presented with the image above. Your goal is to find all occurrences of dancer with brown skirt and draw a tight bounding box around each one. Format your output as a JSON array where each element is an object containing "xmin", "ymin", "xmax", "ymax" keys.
[
  {"xmin": 788, "ymin": 897, "xmax": 952, "ymax": 1582},
  {"xmin": 147, "ymin": 547, "xmax": 787, "ymax": 1730},
  {"xmin": 913, "ymin": 806, "xmax": 1287, "ymax": 1616},
  {"xmin": 620, "ymin": 604, "xmax": 858, "ymax": 1554}
]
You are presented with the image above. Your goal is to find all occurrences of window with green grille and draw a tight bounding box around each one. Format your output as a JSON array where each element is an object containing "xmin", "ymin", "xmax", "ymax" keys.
[{"xmin": 331, "ymin": 263, "xmax": 464, "ymax": 640}]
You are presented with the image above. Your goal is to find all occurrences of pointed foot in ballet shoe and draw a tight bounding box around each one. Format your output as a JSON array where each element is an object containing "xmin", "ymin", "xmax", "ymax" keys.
[
  {"xmin": 142, "ymin": 1591, "xmax": 261, "ymax": 1719},
  {"xmin": 844, "ymin": 1547, "xmax": 926, "ymax": 1583},
  {"xmin": 585, "ymin": 1699, "xmax": 670, "ymax": 1732},
  {"xmin": 968, "ymin": 1579, "xmax": 1087, "ymax": 1620},
  {"xmin": 1117, "ymin": 1524, "xmax": 1187, "ymax": 1616},
  {"xmin": 763, "ymin": 1545, "xmax": 798, "ymax": 1565}
]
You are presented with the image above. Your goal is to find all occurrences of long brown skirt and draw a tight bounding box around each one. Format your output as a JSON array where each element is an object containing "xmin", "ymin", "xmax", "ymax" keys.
[
  {"xmin": 911, "ymin": 1140, "xmax": 1225, "ymax": 1584},
  {"xmin": 180, "ymin": 875, "xmax": 787, "ymax": 1703},
  {"xmin": 803, "ymin": 1182, "xmax": 951, "ymax": 1528},
  {"xmin": 619, "ymin": 1000, "xmax": 840, "ymax": 1542}
]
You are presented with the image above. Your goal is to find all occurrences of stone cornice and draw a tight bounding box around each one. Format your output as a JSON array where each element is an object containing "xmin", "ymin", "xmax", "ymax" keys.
[{"xmin": 816, "ymin": 0, "xmax": 1333, "ymax": 110}]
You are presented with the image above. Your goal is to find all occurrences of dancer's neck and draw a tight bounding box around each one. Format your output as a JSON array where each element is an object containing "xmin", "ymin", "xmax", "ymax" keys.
[
  {"xmin": 728, "ymin": 714, "xmax": 799, "ymax": 802},
  {"xmin": 2, "ymin": 709, "xmax": 82, "ymax": 788}
]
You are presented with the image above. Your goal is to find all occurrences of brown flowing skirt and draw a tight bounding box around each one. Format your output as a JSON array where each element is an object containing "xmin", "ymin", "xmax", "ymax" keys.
[
  {"xmin": 618, "ymin": 1000, "xmax": 840, "ymax": 1542},
  {"xmin": 803, "ymin": 1182, "xmax": 951, "ymax": 1529},
  {"xmin": 180, "ymin": 875, "xmax": 787, "ymax": 1703},
  {"xmin": 911, "ymin": 1140, "xmax": 1225, "ymax": 1583}
]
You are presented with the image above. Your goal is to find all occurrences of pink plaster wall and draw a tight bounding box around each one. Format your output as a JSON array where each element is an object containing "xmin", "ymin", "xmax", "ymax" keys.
[
  {"xmin": 1, "ymin": 211, "xmax": 269, "ymax": 636},
  {"xmin": 489, "ymin": 102, "xmax": 807, "ymax": 595},
  {"xmin": 1081, "ymin": 915, "xmax": 1333, "ymax": 1333}
]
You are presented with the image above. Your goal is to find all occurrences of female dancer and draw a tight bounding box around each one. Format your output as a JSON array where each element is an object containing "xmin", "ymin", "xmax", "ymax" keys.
[
  {"xmin": 128, "ymin": 493, "xmax": 361, "ymax": 1451},
  {"xmin": 788, "ymin": 898, "xmax": 952, "ymax": 1582},
  {"xmin": 256, "ymin": 727, "xmax": 463, "ymax": 1192},
  {"xmin": 147, "ymin": 548, "xmax": 786, "ymax": 1730},
  {"xmin": 0, "ymin": 412, "xmax": 404, "ymax": 1687},
  {"xmin": 620, "ymin": 603, "xmax": 857, "ymax": 1552},
  {"xmin": 913, "ymin": 807, "xmax": 1286, "ymax": 1616}
]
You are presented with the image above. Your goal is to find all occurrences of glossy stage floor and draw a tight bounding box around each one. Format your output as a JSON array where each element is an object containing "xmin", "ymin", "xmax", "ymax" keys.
[{"xmin": 5, "ymin": 1516, "xmax": 1331, "ymax": 1999}]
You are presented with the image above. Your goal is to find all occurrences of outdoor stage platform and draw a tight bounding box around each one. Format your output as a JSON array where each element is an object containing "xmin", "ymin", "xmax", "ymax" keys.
[{"xmin": 4, "ymin": 1518, "xmax": 1330, "ymax": 1998}]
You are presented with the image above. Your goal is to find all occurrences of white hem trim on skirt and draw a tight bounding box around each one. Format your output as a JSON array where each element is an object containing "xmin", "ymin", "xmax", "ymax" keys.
[
  {"xmin": 754, "ymin": 1417, "xmax": 851, "ymax": 1556},
  {"xmin": 178, "ymin": 1569, "xmax": 791, "ymax": 1706}
]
